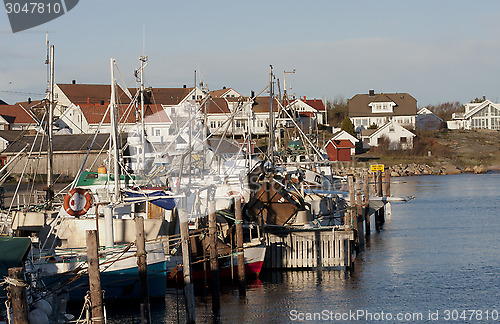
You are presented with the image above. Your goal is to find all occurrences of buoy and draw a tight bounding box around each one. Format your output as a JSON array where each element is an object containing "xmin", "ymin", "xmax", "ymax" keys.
[
  {"xmin": 98, "ymin": 165, "xmax": 107, "ymax": 174},
  {"xmin": 63, "ymin": 188, "xmax": 92, "ymax": 217},
  {"xmin": 33, "ymin": 299, "xmax": 52, "ymax": 316},
  {"xmin": 29, "ymin": 309, "xmax": 49, "ymax": 324}
]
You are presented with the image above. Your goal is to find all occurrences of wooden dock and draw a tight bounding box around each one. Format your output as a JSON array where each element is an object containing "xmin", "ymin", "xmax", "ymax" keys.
[{"xmin": 263, "ymin": 228, "xmax": 355, "ymax": 270}]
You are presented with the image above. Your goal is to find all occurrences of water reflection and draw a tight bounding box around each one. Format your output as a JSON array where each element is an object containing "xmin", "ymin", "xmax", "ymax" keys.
[{"xmin": 103, "ymin": 174, "xmax": 500, "ymax": 323}]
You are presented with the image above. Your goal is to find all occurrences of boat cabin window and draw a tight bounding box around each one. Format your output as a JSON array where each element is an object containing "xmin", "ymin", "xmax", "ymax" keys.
[{"xmin": 85, "ymin": 173, "xmax": 98, "ymax": 179}]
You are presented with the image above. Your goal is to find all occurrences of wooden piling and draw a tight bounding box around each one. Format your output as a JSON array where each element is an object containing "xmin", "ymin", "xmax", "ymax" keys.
[
  {"xmin": 8, "ymin": 267, "xmax": 28, "ymax": 324},
  {"xmin": 86, "ymin": 230, "xmax": 104, "ymax": 324},
  {"xmin": 371, "ymin": 172, "xmax": 377, "ymax": 195},
  {"xmin": 347, "ymin": 175, "xmax": 355, "ymax": 228},
  {"xmin": 384, "ymin": 168, "xmax": 392, "ymax": 218},
  {"xmin": 376, "ymin": 171, "xmax": 383, "ymax": 197},
  {"xmin": 179, "ymin": 208, "xmax": 196, "ymax": 323},
  {"xmin": 208, "ymin": 201, "xmax": 220, "ymax": 313},
  {"xmin": 363, "ymin": 172, "xmax": 371, "ymax": 236},
  {"xmin": 384, "ymin": 168, "xmax": 391, "ymax": 197},
  {"xmin": 235, "ymin": 197, "xmax": 246, "ymax": 296},
  {"xmin": 135, "ymin": 217, "xmax": 150, "ymax": 324},
  {"xmin": 355, "ymin": 177, "xmax": 364, "ymax": 249}
]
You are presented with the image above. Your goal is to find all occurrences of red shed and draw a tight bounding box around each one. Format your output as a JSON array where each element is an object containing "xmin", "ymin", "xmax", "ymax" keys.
[{"xmin": 325, "ymin": 139, "xmax": 354, "ymax": 161}]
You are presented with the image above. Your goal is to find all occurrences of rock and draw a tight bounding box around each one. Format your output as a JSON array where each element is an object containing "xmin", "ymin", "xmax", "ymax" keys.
[
  {"xmin": 464, "ymin": 167, "xmax": 474, "ymax": 173},
  {"xmin": 440, "ymin": 162, "xmax": 461, "ymax": 175},
  {"xmin": 390, "ymin": 171, "xmax": 400, "ymax": 177},
  {"xmin": 473, "ymin": 165, "xmax": 487, "ymax": 174}
]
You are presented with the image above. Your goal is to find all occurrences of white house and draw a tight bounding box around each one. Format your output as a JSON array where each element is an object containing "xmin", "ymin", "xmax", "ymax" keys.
[
  {"xmin": 287, "ymin": 97, "xmax": 326, "ymax": 125},
  {"xmin": 204, "ymin": 96, "xmax": 277, "ymax": 137},
  {"xmin": 361, "ymin": 120, "xmax": 416, "ymax": 150},
  {"xmin": 449, "ymin": 100, "xmax": 500, "ymax": 130},
  {"xmin": 210, "ymin": 88, "xmax": 243, "ymax": 99},
  {"xmin": 348, "ymin": 90, "xmax": 417, "ymax": 132}
]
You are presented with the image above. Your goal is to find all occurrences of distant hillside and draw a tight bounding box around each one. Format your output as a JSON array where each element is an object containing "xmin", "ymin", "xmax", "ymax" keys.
[{"xmin": 373, "ymin": 129, "xmax": 500, "ymax": 171}]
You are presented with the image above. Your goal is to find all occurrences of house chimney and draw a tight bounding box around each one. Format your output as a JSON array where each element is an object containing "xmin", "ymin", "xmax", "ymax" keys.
[
  {"xmin": 369, "ymin": 89, "xmax": 375, "ymax": 96},
  {"xmin": 303, "ymin": 96, "xmax": 306, "ymax": 101},
  {"xmin": 72, "ymin": 79, "xmax": 76, "ymax": 84},
  {"xmin": 251, "ymin": 90, "xmax": 255, "ymax": 98},
  {"xmin": 223, "ymin": 86, "xmax": 227, "ymax": 89},
  {"xmin": 183, "ymin": 84, "xmax": 186, "ymax": 88},
  {"xmin": 27, "ymin": 97, "xmax": 31, "ymax": 104}
]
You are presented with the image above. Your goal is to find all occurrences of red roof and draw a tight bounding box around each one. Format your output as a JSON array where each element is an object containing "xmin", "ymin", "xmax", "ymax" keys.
[
  {"xmin": 252, "ymin": 97, "xmax": 280, "ymax": 113},
  {"xmin": 78, "ymin": 103, "xmax": 165, "ymax": 125},
  {"xmin": 57, "ymin": 84, "xmax": 131, "ymax": 104},
  {"xmin": 304, "ymin": 98, "xmax": 325, "ymax": 111},
  {"xmin": 202, "ymin": 98, "xmax": 231, "ymax": 114},
  {"xmin": 143, "ymin": 108, "xmax": 172, "ymax": 123},
  {"xmin": 0, "ymin": 104, "xmax": 39, "ymax": 125},
  {"xmin": 210, "ymin": 88, "xmax": 231, "ymax": 98},
  {"xmin": 136, "ymin": 87, "xmax": 194, "ymax": 105},
  {"xmin": 328, "ymin": 139, "xmax": 354, "ymax": 149}
]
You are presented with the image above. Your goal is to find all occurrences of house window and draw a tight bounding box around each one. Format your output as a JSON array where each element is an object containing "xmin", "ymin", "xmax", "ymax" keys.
[
  {"xmin": 377, "ymin": 138, "xmax": 383, "ymax": 145},
  {"xmin": 155, "ymin": 129, "xmax": 161, "ymax": 136},
  {"xmin": 400, "ymin": 137, "xmax": 407, "ymax": 143}
]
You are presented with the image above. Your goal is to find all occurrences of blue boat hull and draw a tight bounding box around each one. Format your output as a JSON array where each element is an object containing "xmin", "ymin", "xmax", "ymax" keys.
[{"xmin": 44, "ymin": 261, "xmax": 168, "ymax": 300}]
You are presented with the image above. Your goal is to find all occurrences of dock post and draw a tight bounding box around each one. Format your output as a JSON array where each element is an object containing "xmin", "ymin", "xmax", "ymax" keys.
[
  {"xmin": 104, "ymin": 205, "xmax": 114, "ymax": 249},
  {"xmin": 235, "ymin": 197, "xmax": 246, "ymax": 296},
  {"xmin": 371, "ymin": 172, "xmax": 377, "ymax": 195},
  {"xmin": 135, "ymin": 217, "xmax": 150, "ymax": 324},
  {"xmin": 86, "ymin": 230, "xmax": 104, "ymax": 324},
  {"xmin": 347, "ymin": 175, "xmax": 355, "ymax": 228},
  {"xmin": 8, "ymin": 267, "xmax": 28, "ymax": 324},
  {"xmin": 179, "ymin": 208, "xmax": 196, "ymax": 324},
  {"xmin": 363, "ymin": 172, "xmax": 371, "ymax": 236},
  {"xmin": 355, "ymin": 177, "xmax": 364, "ymax": 249},
  {"xmin": 376, "ymin": 171, "xmax": 383, "ymax": 197},
  {"xmin": 208, "ymin": 201, "xmax": 221, "ymax": 313},
  {"xmin": 384, "ymin": 168, "xmax": 392, "ymax": 219}
]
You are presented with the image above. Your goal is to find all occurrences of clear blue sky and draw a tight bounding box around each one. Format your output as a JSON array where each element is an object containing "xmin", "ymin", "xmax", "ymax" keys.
[{"xmin": 2, "ymin": 0, "xmax": 500, "ymax": 106}]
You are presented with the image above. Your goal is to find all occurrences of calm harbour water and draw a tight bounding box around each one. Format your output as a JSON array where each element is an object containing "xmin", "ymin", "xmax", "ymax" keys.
[{"xmin": 104, "ymin": 173, "xmax": 500, "ymax": 323}]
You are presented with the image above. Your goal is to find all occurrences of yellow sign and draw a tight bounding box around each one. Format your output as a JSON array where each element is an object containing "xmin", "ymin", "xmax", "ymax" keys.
[{"xmin": 370, "ymin": 164, "xmax": 385, "ymax": 172}]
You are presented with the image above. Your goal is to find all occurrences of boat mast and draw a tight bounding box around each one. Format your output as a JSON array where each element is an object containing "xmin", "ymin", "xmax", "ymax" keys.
[
  {"xmin": 268, "ymin": 65, "xmax": 274, "ymax": 169},
  {"xmin": 47, "ymin": 43, "xmax": 55, "ymax": 206},
  {"xmin": 110, "ymin": 58, "xmax": 120, "ymax": 201},
  {"xmin": 139, "ymin": 25, "xmax": 147, "ymax": 174},
  {"xmin": 139, "ymin": 54, "xmax": 147, "ymax": 174}
]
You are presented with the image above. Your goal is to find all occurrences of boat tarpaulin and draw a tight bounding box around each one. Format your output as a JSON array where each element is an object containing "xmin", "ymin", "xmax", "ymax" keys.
[
  {"xmin": 124, "ymin": 189, "xmax": 177, "ymax": 210},
  {"xmin": 0, "ymin": 236, "xmax": 31, "ymax": 278}
]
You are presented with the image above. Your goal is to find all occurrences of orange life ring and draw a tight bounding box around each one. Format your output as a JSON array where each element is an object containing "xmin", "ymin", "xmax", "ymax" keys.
[{"xmin": 63, "ymin": 188, "xmax": 93, "ymax": 217}]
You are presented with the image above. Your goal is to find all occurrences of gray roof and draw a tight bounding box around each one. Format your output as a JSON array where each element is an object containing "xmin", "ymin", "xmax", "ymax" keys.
[
  {"xmin": 1, "ymin": 133, "xmax": 128, "ymax": 154},
  {"xmin": 0, "ymin": 130, "xmax": 26, "ymax": 143}
]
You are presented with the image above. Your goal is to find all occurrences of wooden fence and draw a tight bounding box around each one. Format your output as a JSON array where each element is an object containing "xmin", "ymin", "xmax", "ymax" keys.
[{"xmin": 264, "ymin": 228, "xmax": 355, "ymax": 270}]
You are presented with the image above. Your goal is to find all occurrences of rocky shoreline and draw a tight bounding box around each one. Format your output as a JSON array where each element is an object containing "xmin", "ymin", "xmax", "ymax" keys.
[{"xmin": 387, "ymin": 162, "xmax": 488, "ymax": 177}]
